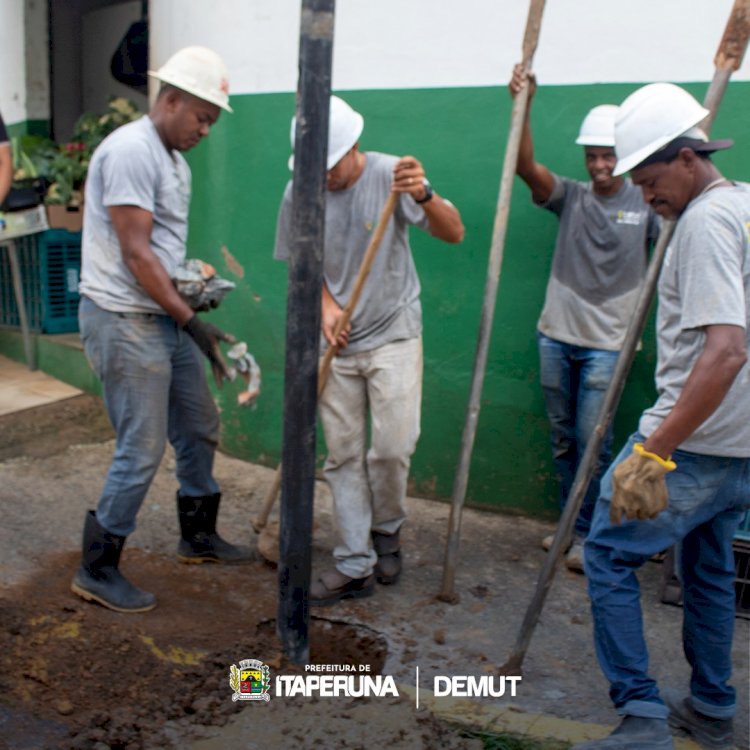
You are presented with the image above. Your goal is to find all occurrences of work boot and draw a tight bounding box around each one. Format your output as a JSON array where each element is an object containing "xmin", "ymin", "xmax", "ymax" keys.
[
  {"xmin": 565, "ymin": 541, "xmax": 585, "ymax": 574},
  {"xmin": 71, "ymin": 511, "xmax": 156, "ymax": 613},
  {"xmin": 542, "ymin": 533, "xmax": 572, "ymax": 553},
  {"xmin": 664, "ymin": 690, "xmax": 734, "ymax": 750},
  {"xmin": 542, "ymin": 533, "xmax": 582, "ymax": 571},
  {"xmin": 372, "ymin": 529, "xmax": 402, "ymax": 584},
  {"xmin": 309, "ymin": 568, "xmax": 375, "ymax": 607},
  {"xmin": 570, "ymin": 716, "xmax": 674, "ymax": 749},
  {"xmin": 176, "ymin": 492, "xmax": 254, "ymax": 564}
]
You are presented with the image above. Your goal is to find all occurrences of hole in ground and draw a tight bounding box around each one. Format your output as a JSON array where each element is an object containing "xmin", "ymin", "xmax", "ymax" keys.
[{"xmin": 258, "ymin": 617, "xmax": 388, "ymax": 672}]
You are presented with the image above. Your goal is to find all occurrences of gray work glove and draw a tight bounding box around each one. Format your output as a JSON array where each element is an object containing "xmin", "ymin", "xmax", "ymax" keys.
[{"xmin": 182, "ymin": 315, "xmax": 236, "ymax": 388}]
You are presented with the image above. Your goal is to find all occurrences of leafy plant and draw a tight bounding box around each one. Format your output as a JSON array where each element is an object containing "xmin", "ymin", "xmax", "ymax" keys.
[{"xmin": 11, "ymin": 97, "xmax": 142, "ymax": 205}]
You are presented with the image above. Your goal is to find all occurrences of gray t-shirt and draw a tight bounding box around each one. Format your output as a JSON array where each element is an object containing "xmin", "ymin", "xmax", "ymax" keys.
[
  {"xmin": 79, "ymin": 115, "xmax": 191, "ymax": 313},
  {"xmin": 537, "ymin": 175, "xmax": 659, "ymax": 350},
  {"xmin": 639, "ymin": 182, "xmax": 750, "ymax": 457},
  {"xmin": 274, "ymin": 151, "xmax": 430, "ymax": 355}
]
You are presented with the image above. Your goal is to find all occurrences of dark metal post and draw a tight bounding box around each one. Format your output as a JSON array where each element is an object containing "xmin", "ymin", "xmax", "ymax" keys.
[{"xmin": 278, "ymin": 0, "xmax": 335, "ymax": 664}]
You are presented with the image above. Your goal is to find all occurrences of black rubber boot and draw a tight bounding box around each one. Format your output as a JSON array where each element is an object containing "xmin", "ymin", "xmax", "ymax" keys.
[
  {"xmin": 372, "ymin": 529, "xmax": 402, "ymax": 585},
  {"xmin": 70, "ymin": 511, "xmax": 156, "ymax": 613},
  {"xmin": 176, "ymin": 492, "xmax": 254, "ymax": 564}
]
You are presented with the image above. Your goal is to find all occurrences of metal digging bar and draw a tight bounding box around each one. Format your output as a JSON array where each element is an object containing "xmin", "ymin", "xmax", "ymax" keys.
[
  {"xmin": 439, "ymin": 0, "xmax": 547, "ymax": 604},
  {"xmin": 278, "ymin": 0, "xmax": 335, "ymax": 665},
  {"xmin": 499, "ymin": 219, "xmax": 674, "ymax": 675},
  {"xmin": 499, "ymin": 0, "xmax": 750, "ymax": 675}
]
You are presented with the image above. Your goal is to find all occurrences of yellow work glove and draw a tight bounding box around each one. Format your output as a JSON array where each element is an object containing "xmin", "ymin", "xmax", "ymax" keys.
[{"xmin": 610, "ymin": 443, "xmax": 677, "ymax": 524}]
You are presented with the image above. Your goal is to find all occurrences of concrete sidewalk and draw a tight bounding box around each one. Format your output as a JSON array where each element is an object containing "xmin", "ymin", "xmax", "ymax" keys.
[{"xmin": 0, "ymin": 353, "xmax": 81, "ymax": 416}]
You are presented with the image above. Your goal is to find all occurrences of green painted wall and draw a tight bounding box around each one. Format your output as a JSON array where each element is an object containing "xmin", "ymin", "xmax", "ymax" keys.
[
  {"xmin": 3, "ymin": 83, "xmax": 746, "ymax": 519},
  {"xmin": 5, "ymin": 119, "xmax": 50, "ymax": 138},
  {"xmin": 182, "ymin": 80, "xmax": 750, "ymax": 518}
]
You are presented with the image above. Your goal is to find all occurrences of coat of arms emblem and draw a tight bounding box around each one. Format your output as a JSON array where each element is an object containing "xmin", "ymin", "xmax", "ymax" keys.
[{"xmin": 229, "ymin": 658, "xmax": 271, "ymax": 702}]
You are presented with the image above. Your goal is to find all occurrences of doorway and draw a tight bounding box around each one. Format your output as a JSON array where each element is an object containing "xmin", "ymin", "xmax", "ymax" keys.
[{"xmin": 49, "ymin": 0, "xmax": 149, "ymax": 141}]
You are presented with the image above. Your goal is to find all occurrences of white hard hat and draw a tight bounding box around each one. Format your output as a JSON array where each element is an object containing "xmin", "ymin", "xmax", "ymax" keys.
[
  {"xmin": 149, "ymin": 46, "xmax": 232, "ymax": 113},
  {"xmin": 575, "ymin": 105, "xmax": 618, "ymax": 147},
  {"xmin": 288, "ymin": 95, "xmax": 364, "ymax": 170},
  {"xmin": 613, "ymin": 83, "xmax": 709, "ymax": 175}
]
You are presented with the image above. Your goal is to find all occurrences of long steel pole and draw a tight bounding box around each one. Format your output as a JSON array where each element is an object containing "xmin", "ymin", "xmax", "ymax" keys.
[
  {"xmin": 439, "ymin": 0, "xmax": 547, "ymax": 603},
  {"xmin": 500, "ymin": 0, "xmax": 750, "ymax": 674},
  {"xmin": 500, "ymin": 219, "xmax": 674, "ymax": 674}
]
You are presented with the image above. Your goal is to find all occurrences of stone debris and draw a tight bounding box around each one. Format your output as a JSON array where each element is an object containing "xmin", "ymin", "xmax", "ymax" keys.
[
  {"xmin": 173, "ymin": 258, "xmax": 236, "ymax": 310},
  {"xmin": 227, "ymin": 341, "xmax": 261, "ymax": 408}
]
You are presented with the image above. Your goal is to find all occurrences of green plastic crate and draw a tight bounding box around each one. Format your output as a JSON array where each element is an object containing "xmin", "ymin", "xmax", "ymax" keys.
[{"xmin": 0, "ymin": 229, "xmax": 81, "ymax": 333}]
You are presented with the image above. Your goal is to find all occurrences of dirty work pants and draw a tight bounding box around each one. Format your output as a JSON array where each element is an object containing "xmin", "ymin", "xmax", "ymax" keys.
[
  {"xmin": 537, "ymin": 333, "xmax": 619, "ymax": 537},
  {"xmin": 585, "ymin": 432, "xmax": 749, "ymax": 720},
  {"xmin": 318, "ymin": 337, "xmax": 422, "ymax": 579},
  {"xmin": 79, "ymin": 297, "xmax": 220, "ymax": 537}
]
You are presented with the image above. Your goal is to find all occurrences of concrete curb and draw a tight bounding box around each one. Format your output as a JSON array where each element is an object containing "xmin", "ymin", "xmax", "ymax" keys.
[{"xmin": 399, "ymin": 685, "xmax": 705, "ymax": 749}]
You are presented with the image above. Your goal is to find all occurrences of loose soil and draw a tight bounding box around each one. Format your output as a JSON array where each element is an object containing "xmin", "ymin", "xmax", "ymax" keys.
[
  {"xmin": 0, "ymin": 394, "xmax": 113, "ymax": 462},
  {"xmin": 1, "ymin": 394, "xmax": 748, "ymax": 750},
  {"xmin": 1, "ymin": 550, "xmax": 458, "ymax": 749},
  {"xmin": 0, "ymin": 397, "xmax": 484, "ymax": 749}
]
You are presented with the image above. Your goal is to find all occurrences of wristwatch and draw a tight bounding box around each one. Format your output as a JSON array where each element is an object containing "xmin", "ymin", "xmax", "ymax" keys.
[{"xmin": 415, "ymin": 179, "xmax": 434, "ymax": 204}]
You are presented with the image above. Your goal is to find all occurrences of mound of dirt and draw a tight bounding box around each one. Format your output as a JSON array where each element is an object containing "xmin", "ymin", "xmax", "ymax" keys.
[{"xmin": 0, "ymin": 550, "xmax": 479, "ymax": 750}]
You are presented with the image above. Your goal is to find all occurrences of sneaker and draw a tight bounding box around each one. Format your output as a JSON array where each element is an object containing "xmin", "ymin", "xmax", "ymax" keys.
[
  {"xmin": 565, "ymin": 542, "xmax": 585, "ymax": 573},
  {"xmin": 309, "ymin": 568, "xmax": 375, "ymax": 607},
  {"xmin": 664, "ymin": 691, "xmax": 734, "ymax": 750},
  {"xmin": 541, "ymin": 533, "xmax": 572, "ymax": 553},
  {"xmin": 570, "ymin": 716, "xmax": 674, "ymax": 749}
]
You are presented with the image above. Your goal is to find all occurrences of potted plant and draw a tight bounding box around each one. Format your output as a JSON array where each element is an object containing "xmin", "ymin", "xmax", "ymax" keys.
[{"xmin": 11, "ymin": 97, "xmax": 143, "ymax": 232}]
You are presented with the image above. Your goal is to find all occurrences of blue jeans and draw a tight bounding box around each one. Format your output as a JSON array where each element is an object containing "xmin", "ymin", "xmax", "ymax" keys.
[
  {"xmin": 79, "ymin": 297, "xmax": 220, "ymax": 537},
  {"xmin": 585, "ymin": 432, "xmax": 749, "ymax": 720},
  {"xmin": 537, "ymin": 333, "xmax": 619, "ymax": 537}
]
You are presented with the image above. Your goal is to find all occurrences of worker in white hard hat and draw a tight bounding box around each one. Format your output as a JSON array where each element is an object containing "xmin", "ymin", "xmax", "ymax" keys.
[
  {"xmin": 275, "ymin": 95, "xmax": 465, "ymax": 606},
  {"xmin": 509, "ymin": 64, "xmax": 659, "ymax": 573},
  {"xmin": 573, "ymin": 83, "xmax": 748, "ymax": 750},
  {"xmin": 73, "ymin": 46, "xmax": 254, "ymax": 615}
]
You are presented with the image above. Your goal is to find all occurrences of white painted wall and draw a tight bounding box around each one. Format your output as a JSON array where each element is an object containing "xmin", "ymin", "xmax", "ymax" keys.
[
  {"xmin": 24, "ymin": 0, "xmax": 49, "ymax": 121},
  {"xmin": 1, "ymin": 0, "xmax": 747, "ymax": 128},
  {"xmin": 151, "ymin": 0, "xmax": 750, "ymax": 96},
  {"xmin": 0, "ymin": 0, "xmax": 49, "ymax": 126},
  {"xmin": 0, "ymin": 0, "xmax": 27, "ymax": 124}
]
